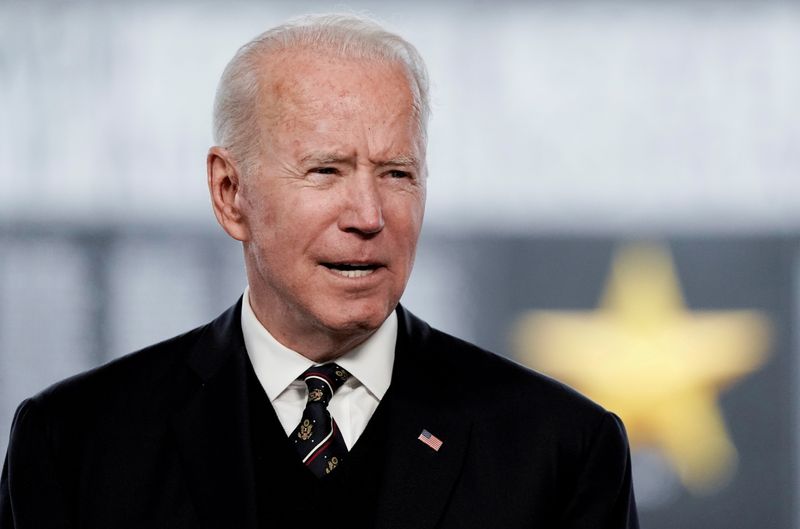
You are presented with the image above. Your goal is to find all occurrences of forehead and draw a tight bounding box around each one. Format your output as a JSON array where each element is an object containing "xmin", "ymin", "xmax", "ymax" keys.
[{"xmin": 257, "ymin": 48, "xmax": 416, "ymax": 126}]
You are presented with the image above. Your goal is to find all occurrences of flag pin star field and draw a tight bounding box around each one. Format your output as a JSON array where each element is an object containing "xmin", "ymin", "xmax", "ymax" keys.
[{"xmin": 418, "ymin": 429, "xmax": 443, "ymax": 451}]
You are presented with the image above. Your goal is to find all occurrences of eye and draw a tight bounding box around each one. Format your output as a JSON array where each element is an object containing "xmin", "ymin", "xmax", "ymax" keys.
[
  {"xmin": 388, "ymin": 169, "xmax": 411, "ymax": 179},
  {"xmin": 311, "ymin": 167, "xmax": 339, "ymax": 175}
]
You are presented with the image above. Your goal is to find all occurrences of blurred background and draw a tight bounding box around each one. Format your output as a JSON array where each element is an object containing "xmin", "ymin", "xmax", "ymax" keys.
[{"xmin": 1, "ymin": 0, "xmax": 799, "ymax": 527}]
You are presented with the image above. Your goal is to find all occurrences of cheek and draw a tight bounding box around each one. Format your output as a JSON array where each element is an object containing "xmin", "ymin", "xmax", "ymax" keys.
[
  {"xmin": 241, "ymin": 189, "xmax": 290, "ymax": 257},
  {"xmin": 268, "ymin": 191, "xmax": 340, "ymax": 251},
  {"xmin": 246, "ymin": 184, "xmax": 299, "ymax": 230},
  {"xmin": 388, "ymin": 194, "xmax": 425, "ymax": 238}
]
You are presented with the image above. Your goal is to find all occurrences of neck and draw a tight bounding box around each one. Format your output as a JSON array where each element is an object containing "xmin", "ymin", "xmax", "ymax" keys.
[
  {"xmin": 247, "ymin": 296, "xmax": 379, "ymax": 363},
  {"xmin": 271, "ymin": 324, "xmax": 377, "ymax": 363}
]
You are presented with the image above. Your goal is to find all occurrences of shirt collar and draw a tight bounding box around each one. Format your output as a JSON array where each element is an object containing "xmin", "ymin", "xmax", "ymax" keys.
[{"xmin": 240, "ymin": 287, "xmax": 396, "ymax": 402}]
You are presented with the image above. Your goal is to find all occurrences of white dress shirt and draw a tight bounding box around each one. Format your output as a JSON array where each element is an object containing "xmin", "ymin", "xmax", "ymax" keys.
[{"xmin": 240, "ymin": 288, "xmax": 396, "ymax": 449}]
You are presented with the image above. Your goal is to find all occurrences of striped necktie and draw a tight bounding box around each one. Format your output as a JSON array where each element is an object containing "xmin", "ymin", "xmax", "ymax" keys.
[{"xmin": 291, "ymin": 363, "xmax": 350, "ymax": 478}]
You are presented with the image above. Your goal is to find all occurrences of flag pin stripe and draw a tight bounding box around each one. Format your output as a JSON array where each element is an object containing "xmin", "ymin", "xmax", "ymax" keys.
[{"xmin": 417, "ymin": 429, "xmax": 443, "ymax": 451}]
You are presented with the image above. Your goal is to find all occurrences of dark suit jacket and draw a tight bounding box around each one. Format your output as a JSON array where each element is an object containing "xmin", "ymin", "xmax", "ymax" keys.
[{"xmin": 0, "ymin": 300, "xmax": 638, "ymax": 528}]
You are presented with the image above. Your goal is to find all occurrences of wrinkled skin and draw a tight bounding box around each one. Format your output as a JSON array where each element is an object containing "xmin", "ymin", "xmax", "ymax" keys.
[{"xmin": 208, "ymin": 48, "xmax": 426, "ymax": 361}]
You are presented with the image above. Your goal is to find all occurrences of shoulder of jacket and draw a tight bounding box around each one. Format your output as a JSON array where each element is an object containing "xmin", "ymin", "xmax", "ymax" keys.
[
  {"xmin": 404, "ymin": 310, "xmax": 610, "ymax": 424},
  {"xmin": 29, "ymin": 321, "xmax": 210, "ymax": 410}
]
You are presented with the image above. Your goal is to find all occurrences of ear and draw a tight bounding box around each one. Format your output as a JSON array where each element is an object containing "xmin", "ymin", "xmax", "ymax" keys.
[{"xmin": 207, "ymin": 146, "xmax": 249, "ymax": 241}]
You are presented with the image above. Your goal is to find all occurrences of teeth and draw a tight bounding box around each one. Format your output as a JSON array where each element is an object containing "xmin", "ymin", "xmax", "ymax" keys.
[{"xmin": 331, "ymin": 268, "xmax": 375, "ymax": 278}]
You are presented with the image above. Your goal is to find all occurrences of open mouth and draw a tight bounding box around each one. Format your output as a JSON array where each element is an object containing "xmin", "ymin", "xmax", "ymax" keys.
[{"xmin": 322, "ymin": 262, "xmax": 381, "ymax": 279}]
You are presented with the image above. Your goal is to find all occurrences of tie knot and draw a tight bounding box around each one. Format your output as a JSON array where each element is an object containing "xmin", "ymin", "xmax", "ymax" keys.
[{"xmin": 300, "ymin": 363, "xmax": 350, "ymax": 406}]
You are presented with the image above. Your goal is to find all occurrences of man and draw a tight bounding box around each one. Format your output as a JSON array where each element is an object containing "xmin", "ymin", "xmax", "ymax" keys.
[{"xmin": 0, "ymin": 14, "xmax": 638, "ymax": 529}]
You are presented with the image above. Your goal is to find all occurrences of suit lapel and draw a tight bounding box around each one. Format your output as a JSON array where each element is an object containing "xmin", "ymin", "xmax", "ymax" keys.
[
  {"xmin": 373, "ymin": 306, "xmax": 472, "ymax": 529},
  {"xmin": 168, "ymin": 300, "xmax": 471, "ymax": 529},
  {"xmin": 171, "ymin": 299, "xmax": 258, "ymax": 529}
]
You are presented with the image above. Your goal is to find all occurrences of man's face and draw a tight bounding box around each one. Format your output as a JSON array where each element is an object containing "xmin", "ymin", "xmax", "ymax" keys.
[{"xmin": 237, "ymin": 49, "xmax": 426, "ymax": 350}]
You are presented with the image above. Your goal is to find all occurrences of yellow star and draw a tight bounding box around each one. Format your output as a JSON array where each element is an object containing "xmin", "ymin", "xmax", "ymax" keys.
[{"xmin": 513, "ymin": 243, "xmax": 771, "ymax": 493}]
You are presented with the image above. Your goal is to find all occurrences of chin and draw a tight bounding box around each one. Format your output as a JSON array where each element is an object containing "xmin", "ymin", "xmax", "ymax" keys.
[{"xmin": 317, "ymin": 299, "xmax": 395, "ymax": 335}]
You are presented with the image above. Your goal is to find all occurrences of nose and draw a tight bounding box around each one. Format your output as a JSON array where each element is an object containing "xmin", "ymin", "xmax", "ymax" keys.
[{"xmin": 337, "ymin": 174, "xmax": 385, "ymax": 235}]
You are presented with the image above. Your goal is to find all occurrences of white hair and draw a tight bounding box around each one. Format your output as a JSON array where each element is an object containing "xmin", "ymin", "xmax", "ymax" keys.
[{"xmin": 212, "ymin": 13, "xmax": 431, "ymax": 177}]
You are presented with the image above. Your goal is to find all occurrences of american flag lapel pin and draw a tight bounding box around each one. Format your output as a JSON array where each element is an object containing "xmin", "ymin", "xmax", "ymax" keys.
[{"xmin": 417, "ymin": 429, "xmax": 444, "ymax": 452}]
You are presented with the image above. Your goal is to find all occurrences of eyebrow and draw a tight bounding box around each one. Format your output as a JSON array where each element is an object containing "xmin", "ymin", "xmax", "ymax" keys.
[
  {"xmin": 299, "ymin": 152, "xmax": 421, "ymax": 168},
  {"xmin": 375, "ymin": 154, "xmax": 420, "ymax": 168},
  {"xmin": 299, "ymin": 152, "xmax": 355, "ymax": 166}
]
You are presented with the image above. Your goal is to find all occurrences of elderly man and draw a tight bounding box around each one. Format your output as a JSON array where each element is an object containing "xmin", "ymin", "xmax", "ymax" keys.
[{"xmin": 0, "ymin": 14, "xmax": 638, "ymax": 529}]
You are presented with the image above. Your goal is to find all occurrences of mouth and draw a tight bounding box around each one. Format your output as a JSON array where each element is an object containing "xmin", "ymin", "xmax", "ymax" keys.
[{"xmin": 321, "ymin": 262, "xmax": 383, "ymax": 279}]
